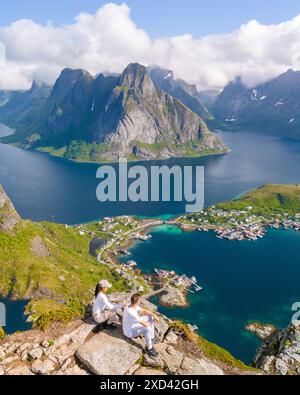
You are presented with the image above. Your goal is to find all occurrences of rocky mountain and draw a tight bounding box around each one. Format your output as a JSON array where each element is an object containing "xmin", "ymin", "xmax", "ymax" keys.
[
  {"xmin": 0, "ymin": 64, "xmax": 226, "ymax": 162},
  {"xmin": 252, "ymin": 320, "xmax": 300, "ymax": 375},
  {"xmin": 197, "ymin": 89, "xmax": 221, "ymax": 107},
  {"xmin": 213, "ymin": 70, "xmax": 300, "ymax": 139},
  {"xmin": 0, "ymin": 185, "xmax": 21, "ymax": 232},
  {"xmin": 0, "ymin": 81, "xmax": 51, "ymax": 132},
  {"xmin": 147, "ymin": 66, "xmax": 211, "ymax": 119}
]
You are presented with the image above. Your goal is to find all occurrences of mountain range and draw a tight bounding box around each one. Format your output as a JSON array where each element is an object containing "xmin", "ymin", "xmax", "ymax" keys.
[
  {"xmin": 213, "ymin": 69, "xmax": 300, "ymax": 139},
  {"xmin": 0, "ymin": 64, "xmax": 226, "ymax": 162}
]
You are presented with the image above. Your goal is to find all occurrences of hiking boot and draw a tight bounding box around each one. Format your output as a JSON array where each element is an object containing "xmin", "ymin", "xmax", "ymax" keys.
[
  {"xmin": 146, "ymin": 348, "xmax": 159, "ymax": 358},
  {"xmin": 104, "ymin": 322, "xmax": 118, "ymax": 331},
  {"xmin": 92, "ymin": 323, "xmax": 104, "ymax": 334}
]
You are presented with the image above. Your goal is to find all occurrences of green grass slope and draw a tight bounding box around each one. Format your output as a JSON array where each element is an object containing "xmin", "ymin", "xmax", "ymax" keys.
[{"xmin": 217, "ymin": 184, "xmax": 300, "ymax": 215}]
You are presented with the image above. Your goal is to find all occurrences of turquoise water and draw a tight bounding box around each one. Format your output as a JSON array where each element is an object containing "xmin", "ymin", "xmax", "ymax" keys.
[
  {"xmin": 0, "ymin": 297, "xmax": 31, "ymax": 334},
  {"xmin": 119, "ymin": 226, "xmax": 300, "ymax": 364}
]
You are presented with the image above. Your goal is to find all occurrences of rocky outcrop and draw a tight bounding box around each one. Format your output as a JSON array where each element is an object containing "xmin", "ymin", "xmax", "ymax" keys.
[
  {"xmin": 0, "ymin": 293, "xmax": 253, "ymax": 376},
  {"xmin": 253, "ymin": 321, "xmax": 300, "ymax": 375},
  {"xmin": 76, "ymin": 331, "xmax": 143, "ymax": 375},
  {"xmin": 246, "ymin": 322, "xmax": 277, "ymax": 341},
  {"xmin": 0, "ymin": 185, "xmax": 20, "ymax": 232},
  {"xmin": 159, "ymin": 288, "xmax": 188, "ymax": 308}
]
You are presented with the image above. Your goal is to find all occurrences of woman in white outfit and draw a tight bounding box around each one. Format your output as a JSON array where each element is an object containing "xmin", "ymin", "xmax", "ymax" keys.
[
  {"xmin": 123, "ymin": 294, "xmax": 160, "ymax": 357},
  {"xmin": 92, "ymin": 280, "xmax": 122, "ymax": 328}
]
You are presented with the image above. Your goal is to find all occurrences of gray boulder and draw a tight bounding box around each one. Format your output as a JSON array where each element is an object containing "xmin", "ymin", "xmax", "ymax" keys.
[{"xmin": 76, "ymin": 331, "xmax": 143, "ymax": 375}]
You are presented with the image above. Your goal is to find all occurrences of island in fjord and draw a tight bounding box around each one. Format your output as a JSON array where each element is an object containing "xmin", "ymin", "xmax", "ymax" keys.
[{"xmin": 0, "ymin": 64, "xmax": 227, "ymax": 163}]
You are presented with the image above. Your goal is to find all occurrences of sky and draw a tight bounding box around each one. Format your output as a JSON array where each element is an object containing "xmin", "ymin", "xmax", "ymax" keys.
[
  {"xmin": 1, "ymin": 0, "xmax": 300, "ymax": 38},
  {"xmin": 0, "ymin": 1, "xmax": 300, "ymax": 90}
]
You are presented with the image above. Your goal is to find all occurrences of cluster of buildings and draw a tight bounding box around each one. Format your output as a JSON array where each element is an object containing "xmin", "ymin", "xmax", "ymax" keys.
[
  {"xmin": 271, "ymin": 217, "xmax": 300, "ymax": 231},
  {"xmin": 215, "ymin": 224, "xmax": 266, "ymax": 241},
  {"xmin": 184, "ymin": 206, "xmax": 270, "ymax": 241},
  {"xmin": 132, "ymin": 233, "xmax": 152, "ymax": 241},
  {"xmin": 154, "ymin": 269, "xmax": 198, "ymax": 290},
  {"xmin": 100, "ymin": 216, "xmax": 138, "ymax": 234}
]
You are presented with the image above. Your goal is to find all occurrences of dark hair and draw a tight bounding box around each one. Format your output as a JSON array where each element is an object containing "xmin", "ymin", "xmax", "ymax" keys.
[
  {"xmin": 131, "ymin": 293, "xmax": 141, "ymax": 305},
  {"xmin": 94, "ymin": 284, "xmax": 104, "ymax": 298}
]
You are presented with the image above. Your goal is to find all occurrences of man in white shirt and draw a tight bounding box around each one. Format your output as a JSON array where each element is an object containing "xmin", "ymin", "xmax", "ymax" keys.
[
  {"xmin": 123, "ymin": 294, "xmax": 160, "ymax": 357},
  {"xmin": 92, "ymin": 280, "xmax": 122, "ymax": 329}
]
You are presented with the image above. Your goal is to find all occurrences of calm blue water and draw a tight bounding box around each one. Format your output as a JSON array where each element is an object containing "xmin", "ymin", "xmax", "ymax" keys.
[
  {"xmin": 1, "ymin": 124, "xmax": 300, "ymax": 224},
  {"xmin": 0, "ymin": 297, "xmax": 31, "ymax": 335},
  {"xmin": 120, "ymin": 226, "xmax": 300, "ymax": 364}
]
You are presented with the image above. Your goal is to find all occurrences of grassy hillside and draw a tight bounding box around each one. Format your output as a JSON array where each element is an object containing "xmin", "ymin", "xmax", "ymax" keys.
[
  {"xmin": 217, "ymin": 184, "xmax": 300, "ymax": 215},
  {"xmin": 0, "ymin": 219, "xmax": 132, "ymax": 322}
]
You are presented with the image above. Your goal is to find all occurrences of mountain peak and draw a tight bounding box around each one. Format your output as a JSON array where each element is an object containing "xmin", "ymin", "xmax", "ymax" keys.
[{"xmin": 120, "ymin": 63, "xmax": 149, "ymax": 86}]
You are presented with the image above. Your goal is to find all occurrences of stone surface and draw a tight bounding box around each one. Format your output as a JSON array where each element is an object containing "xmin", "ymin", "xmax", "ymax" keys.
[
  {"xmin": 164, "ymin": 330, "xmax": 179, "ymax": 344},
  {"xmin": 134, "ymin": 367, "xmax": 167, "ymax": 376},
  {"xmin": 143, "ymin": 353, "xmax": 165, "ymax": 369},
  {"xmin": 178, "ymin": 356, "xmax": 224, "ymax": 376},
  {"xmin": 254, "ymin": 321, "xmax": 300, "ymax": 375},
  {"xmin": 28, "ymin": 347, "xmax": 43, "ymax": 360},
  {"xmin": 246, "ymin": 322, "xmax": 277, "ymax": 340},
  {"xmin": 159, "ymin": 288, "xmax": 187, "ymax": 308},
  {"xmin": 31, "ymin": 359, "xmax": 55, "ymax": 375},
  {"xmin": 6, "ymin": 365, "xmax": 34, "ymax": 376},
  {"xmin": 155, "ymin": 344, "xmax": 184, "ymax": 374},
  {"xmin": 0, "ymin": 185, "xmax": 21, "ymax": 232},
  {"xmin": 76, "ymin": 331, "xmax": 143, "ymax": 375}
]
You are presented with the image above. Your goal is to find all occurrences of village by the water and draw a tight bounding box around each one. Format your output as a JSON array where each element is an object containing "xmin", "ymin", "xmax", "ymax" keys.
[{"xmin": 71, "ymin": 206, "xmax": 300, "ymax": 308}]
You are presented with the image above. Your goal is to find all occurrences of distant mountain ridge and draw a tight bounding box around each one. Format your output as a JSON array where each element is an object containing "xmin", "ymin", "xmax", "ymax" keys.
[
  {"xmin": 0, "ymin": 63, "xmax": 227, "ymax": 162},
  {"xmin": 213, "ymin": 70, "xmax": 300, "ymax": 139},
  {"xmin": 147, "ymin": 66, "xmax": 212, "ymax": 119}
]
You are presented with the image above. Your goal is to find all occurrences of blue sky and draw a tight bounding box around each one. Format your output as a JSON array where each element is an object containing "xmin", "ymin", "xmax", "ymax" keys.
[
  {"xmin": 1, "ymin": 1, "xmax": 300, "ymax": 90},
  {"xmin": 1, "ymin": 0, "xmax": 300, "ymax": 37}
]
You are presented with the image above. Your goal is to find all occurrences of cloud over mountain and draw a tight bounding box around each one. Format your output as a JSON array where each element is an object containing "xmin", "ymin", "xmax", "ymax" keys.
[{"xmin": 0, "ymin": 2, "xmax": 300, "ymax": 90}]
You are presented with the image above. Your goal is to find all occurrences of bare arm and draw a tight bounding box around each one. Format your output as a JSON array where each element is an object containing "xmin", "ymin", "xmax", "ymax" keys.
[{"xmin": 140, "ymin": 307, "xmax": 159, "ymax": 322}]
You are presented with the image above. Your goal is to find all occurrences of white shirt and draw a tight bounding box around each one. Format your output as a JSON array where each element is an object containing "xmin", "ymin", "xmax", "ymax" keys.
[
  {"xmin": 123, "ymin": 305, "xmax": 142, "ymax": 338},
  {"xmin": 92, "ymin": 293, "xmax": 117, "ymax": 317}
]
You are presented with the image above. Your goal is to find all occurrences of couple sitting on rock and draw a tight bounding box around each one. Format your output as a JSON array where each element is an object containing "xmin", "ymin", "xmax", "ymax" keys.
[{"xmin": 92, "ymin": 279, "xmax": 160, "ymax": 357}]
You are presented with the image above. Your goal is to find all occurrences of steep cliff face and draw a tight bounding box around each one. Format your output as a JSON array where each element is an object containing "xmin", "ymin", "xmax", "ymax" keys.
[
  {"xmin": 148, "ymin": 66, "xmax": 211, "ymax": 119},
  {"xmin": 1, "ymin": 64, "xmax": 227, "ymax": 162},
  {"xmin": 253, "ymin": 321, "xmax": 300, "ymax": 375},
  {"xmin": 0, "ymin": 185, "xmax": 20, "ymax": 232}
]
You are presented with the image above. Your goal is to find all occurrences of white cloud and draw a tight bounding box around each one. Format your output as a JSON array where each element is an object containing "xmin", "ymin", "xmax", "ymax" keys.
[{"xmin": 0, "ymin": 2, "xmax": 300, "ymax": 90}]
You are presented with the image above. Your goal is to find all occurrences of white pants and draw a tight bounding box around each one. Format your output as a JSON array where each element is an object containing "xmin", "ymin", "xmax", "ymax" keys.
[
  {"xmin": 131, "ymin": 315, "xmax": 155, "ymax": 350},
  {"xmin": 93, "ymin": 308, "xmax": 120, "ymax": 324}
]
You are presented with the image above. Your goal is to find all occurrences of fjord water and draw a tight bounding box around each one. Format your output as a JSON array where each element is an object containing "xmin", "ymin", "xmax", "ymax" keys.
[
  {"xmin": 1, "ymin": 124, "xmax": 300, "ymax": 223},
  {"xmin": 120, "ymin": 226, "xmax": 300, "ymax": 364},
  {"xmin": 1, "ymin": 123, "xmax": 300, "ymax": 362}
]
